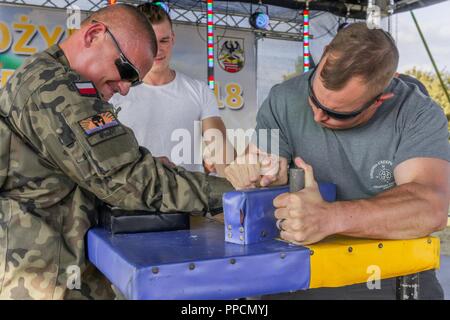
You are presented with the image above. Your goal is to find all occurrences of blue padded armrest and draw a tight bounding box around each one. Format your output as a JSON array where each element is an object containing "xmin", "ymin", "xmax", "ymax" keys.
[{"xmin": 223, "ymin": 183, "xmax": 336, "ymax": 245}]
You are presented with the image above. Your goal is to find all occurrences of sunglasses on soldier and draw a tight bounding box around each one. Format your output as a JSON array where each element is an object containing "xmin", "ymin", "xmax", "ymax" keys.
[{"xmin": 92, "ymin": 20, "xmax": 142, "ymax": 87}]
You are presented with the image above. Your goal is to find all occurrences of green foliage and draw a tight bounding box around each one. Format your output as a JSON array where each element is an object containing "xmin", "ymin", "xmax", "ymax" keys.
[{"xmin": 404, "ymin": 68, "xmax": 450, "ymax": 132}]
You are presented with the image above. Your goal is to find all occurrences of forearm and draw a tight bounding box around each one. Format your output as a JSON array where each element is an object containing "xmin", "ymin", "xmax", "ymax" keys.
[
  {"xmin": 101, "ymin": 152, "xmax": 233, "ymax": 213},
  {"xmin": 214, "ymin": 163, "xmax": 227, "ymax": 177},
  {"xmin": 202, "ymin": 116, "xmax": 237, "ymax": 177},
  {"xmin": 204, "ymin": 129, "xmax": 236, "ymax": 177},
  {"xmin": 331, "ymin": 182, "xmax": 448, "ymax": 239},
  {"xmin": 45, "ymin": 135, "xmax": 232, "ymax": 214},
  {"xmin": 213, "ymin": 136, "xmax": 233, "ymax": 177}
]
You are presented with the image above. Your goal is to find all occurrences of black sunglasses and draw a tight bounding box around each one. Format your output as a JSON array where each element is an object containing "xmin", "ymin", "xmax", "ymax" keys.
[
  {"xmin": 308, "ymin": 67, "xmax": 383, "ymax": 120},
  {"xmin": 92, "ymin": 20, "xmax": 142, "ymax": 87}
]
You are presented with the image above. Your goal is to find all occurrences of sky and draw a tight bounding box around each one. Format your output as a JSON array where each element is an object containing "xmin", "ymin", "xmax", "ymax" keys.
[{"xmin": 395, "ymin": 0, "xmax": 450, "ymax": 73}]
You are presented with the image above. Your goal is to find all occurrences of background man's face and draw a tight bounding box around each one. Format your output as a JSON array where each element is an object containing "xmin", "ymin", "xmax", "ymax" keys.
[{"xmin": 151, "ymin": 19, "xmax": 175, "ymax": 73}]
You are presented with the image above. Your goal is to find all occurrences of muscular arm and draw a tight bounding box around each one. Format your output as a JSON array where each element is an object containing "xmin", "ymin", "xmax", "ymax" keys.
[
  {"xmin": 332, "ymin": 158, "xmax": 449, "ymax": 239},
  {"xmin": 275, "ymin": 157, "xmax": 449, "ymax": 245},
  {"xmin": 21, "ymin": 78, "xmax": 233, "ymax": 214}
]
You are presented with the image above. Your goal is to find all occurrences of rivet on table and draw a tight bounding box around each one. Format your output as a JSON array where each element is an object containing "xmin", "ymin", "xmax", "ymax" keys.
[
  {"xmin": 310, "ymin": 250, "xmax": 314, "ymax": 256},
  {"xmin": 230, "ymin": 258, "xmax": 236, "ymax": 265},
  {"xmin": 151, "ymin": 267, "xmax": 159, "ymax": 274},
  {"xmin": 348, "ymin": 247, "xmax": 353, "ymax": 253},
  {"xmin": 239, "ymin": 227, "xmax": 244, "ymax": 233},
  {"xmin": 280, "ymin": 252, "xmax": 286, "ymax": 259},
  {"xmin": 427, "ymin": 238, "xmax": 432, "ymax": 244},
  {"xmin": 228, "ymin": 232, "xmax": 232, "ymax": 238},
  {"xmin": 227, "ymin": 225, "xmax": 232, "ymax": 230},
  {"xmin": 378, "ymin": 243, "xmax": 383, "ymax": 249},
  {"xmin": 189, "ymin": 263, "xmax": 195, "ymax": 270},
  {"xmin": 239, "ymin": 235, "xmax": 244, "ymax": 241}
]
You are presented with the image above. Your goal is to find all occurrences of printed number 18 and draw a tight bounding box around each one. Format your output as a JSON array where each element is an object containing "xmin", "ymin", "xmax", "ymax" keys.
[{"xmin": 214, "ymin": 82, "xmax": 244, "ymax": 110}]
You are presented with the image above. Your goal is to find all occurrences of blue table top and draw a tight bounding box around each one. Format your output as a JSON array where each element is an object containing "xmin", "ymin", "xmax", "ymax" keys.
[{"xmin": 87, "ymin": 217, "xmax": 311, "ymax": 299}]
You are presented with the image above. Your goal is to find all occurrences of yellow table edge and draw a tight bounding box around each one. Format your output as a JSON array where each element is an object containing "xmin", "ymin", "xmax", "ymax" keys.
[{"xmin": 306, "ymin": 236, "xmax": 440, "ymax": 289}]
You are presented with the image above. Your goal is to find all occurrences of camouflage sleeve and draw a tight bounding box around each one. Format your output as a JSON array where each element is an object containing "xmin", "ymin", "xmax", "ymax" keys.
[
  {"xmin": 0, "ymin": 118, "xmax": 11, "ymax": 190},
  {"xmin": 19, "ymin": 75, "xmax": 232, "ymax": 213}
]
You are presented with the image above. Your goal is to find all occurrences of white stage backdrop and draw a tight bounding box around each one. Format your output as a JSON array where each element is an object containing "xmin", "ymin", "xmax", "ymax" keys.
[{"xmin": 172, "ymin": 24, "xmax": 257, "ymax": 130}]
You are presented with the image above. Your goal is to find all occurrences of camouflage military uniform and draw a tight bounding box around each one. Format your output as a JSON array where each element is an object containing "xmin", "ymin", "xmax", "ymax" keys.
[{"xmin": 0, "ymin": 45, "xmax": 232, "ymax": 300}]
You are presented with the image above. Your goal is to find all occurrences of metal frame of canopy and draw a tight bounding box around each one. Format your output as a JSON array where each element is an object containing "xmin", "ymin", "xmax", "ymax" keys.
[{"xmin": 0, "ymin": 0, "xmax": 446, "ymax": 40}]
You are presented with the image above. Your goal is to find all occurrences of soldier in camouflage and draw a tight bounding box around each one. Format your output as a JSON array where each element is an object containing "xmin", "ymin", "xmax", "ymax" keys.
[{"xmin": 0, "ymin": 4, "xmax": 232, "ymax": 299}]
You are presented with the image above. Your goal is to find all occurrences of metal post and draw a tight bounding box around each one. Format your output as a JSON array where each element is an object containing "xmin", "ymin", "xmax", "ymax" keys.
[
  {"xmin": 206, "ymin": 0, "xmax": 215, "ymax": 90},
  {"xmin": 289, "ymin": 168, "xmax": 305, "ymax": 192},
  {"xmin": 410, "ymin": 11, "xmax": 450, "ymax": 106},
  {"xmin": 396, "ymin": 273, "xmax": 420, "ymax": 300},
  {"xmin": 302, "ymin": 2, "xmax": 310, "ymax": 73}
]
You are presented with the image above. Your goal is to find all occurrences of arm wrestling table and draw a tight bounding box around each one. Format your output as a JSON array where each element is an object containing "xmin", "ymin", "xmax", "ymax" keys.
[{"xmin": 87, "ymin": 215, "xmax": 440, "ymax": 300}]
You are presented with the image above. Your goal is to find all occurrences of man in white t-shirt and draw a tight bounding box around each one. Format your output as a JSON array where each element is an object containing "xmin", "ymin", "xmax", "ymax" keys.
[{"xmin": 110, "ymin": 2, "xmax": 231, "ymax": 174}]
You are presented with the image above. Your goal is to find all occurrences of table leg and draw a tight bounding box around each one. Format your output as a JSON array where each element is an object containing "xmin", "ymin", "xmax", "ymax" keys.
[{"xmin": 396, "ymin": 273, "xmax": 420, "ymax": 300}]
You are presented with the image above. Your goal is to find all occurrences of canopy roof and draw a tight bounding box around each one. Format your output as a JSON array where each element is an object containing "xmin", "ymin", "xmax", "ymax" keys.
[{"xmin": 126, "ymin": 0, "xmax": 447, "ymax": 21}]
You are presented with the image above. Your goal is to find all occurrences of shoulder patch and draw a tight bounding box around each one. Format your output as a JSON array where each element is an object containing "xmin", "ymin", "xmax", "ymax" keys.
[
  {"xmin": 79, "ymin": 111, "xmax": 119, "ymax": 136},
  {"xmin": 74, "ymin": 81, "xmax": 99, "ymax": 97}
]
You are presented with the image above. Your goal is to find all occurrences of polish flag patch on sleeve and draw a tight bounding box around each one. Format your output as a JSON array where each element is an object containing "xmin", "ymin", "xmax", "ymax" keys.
[{"xmin": 74, "ymin": 81, "xmax": 99, "ymax": 97}]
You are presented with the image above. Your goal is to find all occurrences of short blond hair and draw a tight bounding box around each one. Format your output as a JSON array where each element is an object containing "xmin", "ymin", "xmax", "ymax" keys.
[
  {"xmin": 82, "ymin": 3, "xmax": 158, "ymax": 57},
  {"xmin": 138, "ymin": 2, "xmax": 173, "ymax": 28}
]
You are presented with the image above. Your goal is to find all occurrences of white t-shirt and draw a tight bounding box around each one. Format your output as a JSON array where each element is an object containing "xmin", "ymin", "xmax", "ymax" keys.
[{"xmin": 110, "ymin": 71, "xmax": 220, "ymax": 172}]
